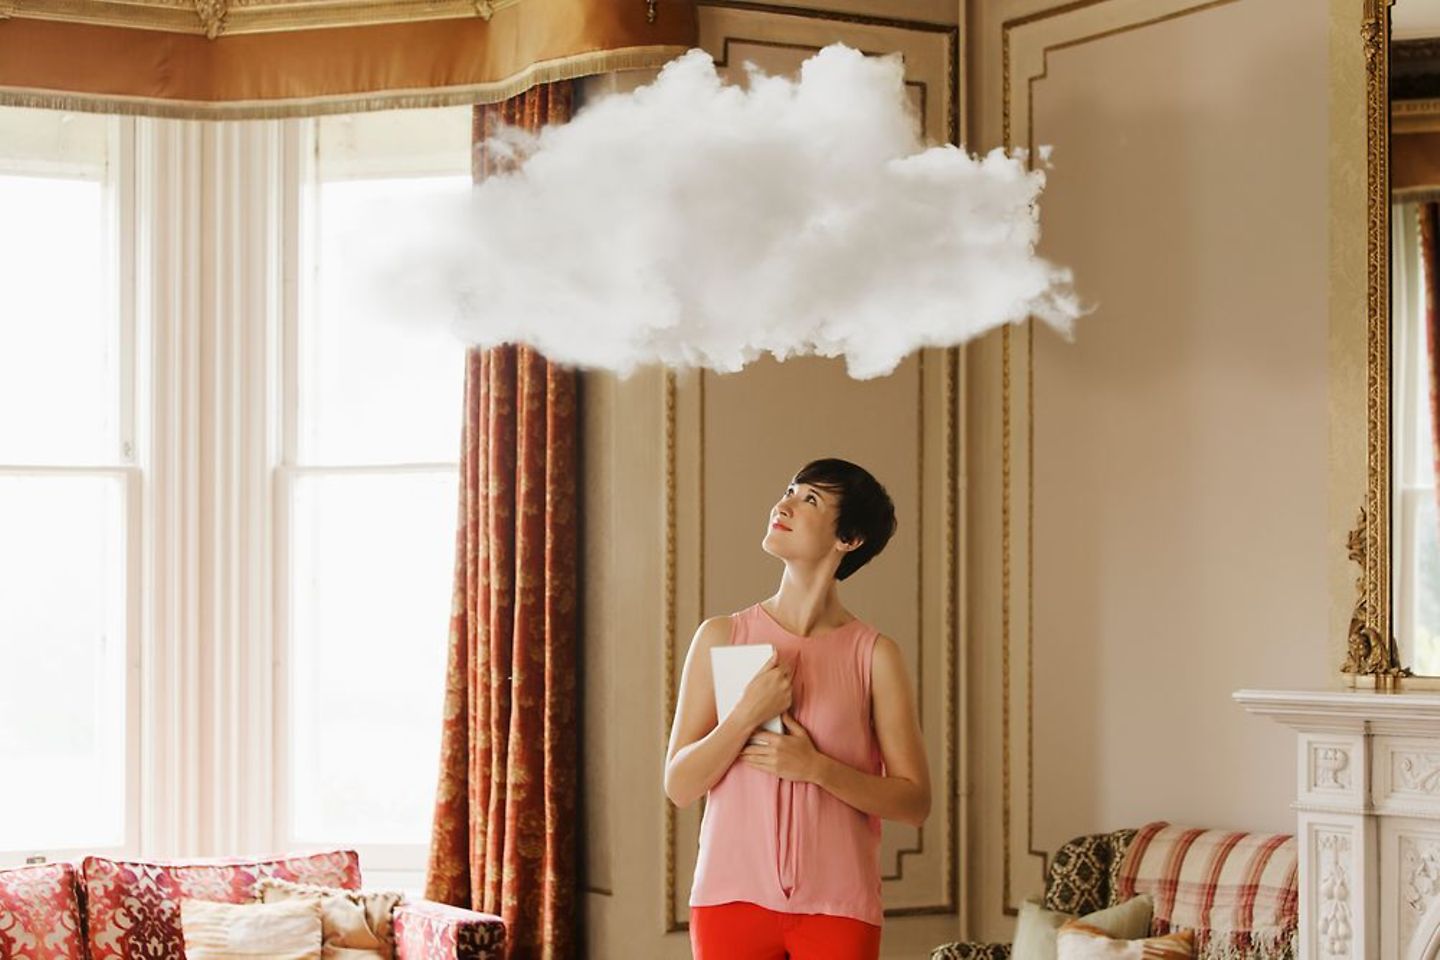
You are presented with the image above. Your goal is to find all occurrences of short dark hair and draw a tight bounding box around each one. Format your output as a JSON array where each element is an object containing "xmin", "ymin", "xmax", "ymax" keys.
[{"xmin": 793, "ymin": 458, "xmax": 897, "ymax": 581}]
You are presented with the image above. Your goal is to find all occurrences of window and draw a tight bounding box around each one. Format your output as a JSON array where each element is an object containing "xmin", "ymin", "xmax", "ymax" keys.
[
  {"xmin": 0, "ymin": 105, "xmax": 467, "ymax": 874},
  {"xmin": 279, "ymin": 108, "xmax": 469, "ymax": 872},
  {"xmin": 0, "ymin": 107, "xmax": 137, "ymax": 860}
]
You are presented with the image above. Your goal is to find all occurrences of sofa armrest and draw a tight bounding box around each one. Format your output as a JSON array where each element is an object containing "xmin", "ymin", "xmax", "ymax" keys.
[
  {"xmin": 929, "ymin": 942, "xmax": 1012, "ymax": 960},
  {"xmin": 394, "ymin": 900, "xmax": 506, "ymax": 960}
]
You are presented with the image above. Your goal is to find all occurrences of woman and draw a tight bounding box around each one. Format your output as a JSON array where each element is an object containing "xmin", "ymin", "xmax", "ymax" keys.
[{"xmin": 664, "ymin": 457, "xmax": 931, "ymax": 960}]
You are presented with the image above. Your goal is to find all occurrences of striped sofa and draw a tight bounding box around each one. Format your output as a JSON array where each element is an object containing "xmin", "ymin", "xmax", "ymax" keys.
[{"xmin": 931, "ymin": 822, "xmax": 1298, "ymax": 960}]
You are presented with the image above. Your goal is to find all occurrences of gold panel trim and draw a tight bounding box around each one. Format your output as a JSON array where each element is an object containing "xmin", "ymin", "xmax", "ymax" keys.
[
  {"xmin": 663, "ymin": 369, "xmax": 680, "ymax": 933},
  {"xmin": 697, "ymin": 0, "xmax": 960, "ymax": 145},
  {"xmin": 662, "ymin": 350, "xmax": 960, "ymax": 930},
  {"xmin": 663, "ymin": 3, "xmax": 964, "ymax": 931},
  {"xmin": 999, "ymin": 0, "xmax": 1243, "ymax": 918}
]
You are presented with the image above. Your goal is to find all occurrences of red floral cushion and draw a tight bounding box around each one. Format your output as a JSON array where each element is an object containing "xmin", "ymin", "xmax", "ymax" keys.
[
  {"xmin": 81, "ymin": 850, "xmax": 360, "ymax": 960},
  {"xmin": 0, "ymin": 862, "xmax": 84, "ymax": 960}
]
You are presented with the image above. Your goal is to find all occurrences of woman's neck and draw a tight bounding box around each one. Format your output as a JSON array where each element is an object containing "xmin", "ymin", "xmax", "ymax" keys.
[{"xmin": 766, "ymin": 568, "xmax": 850, "ymax": 637}]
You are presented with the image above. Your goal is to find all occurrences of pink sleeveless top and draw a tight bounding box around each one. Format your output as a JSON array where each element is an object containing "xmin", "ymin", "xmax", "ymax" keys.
[{"xmin": 689, "ymin": 602, "xmax": 884, "ymax": 927}]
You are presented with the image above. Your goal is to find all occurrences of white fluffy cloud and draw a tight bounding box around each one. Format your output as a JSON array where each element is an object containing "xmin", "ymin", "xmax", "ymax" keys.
[{"xmin": 379, "ymin": 44, "xmax": 1086, "ymax": 380}]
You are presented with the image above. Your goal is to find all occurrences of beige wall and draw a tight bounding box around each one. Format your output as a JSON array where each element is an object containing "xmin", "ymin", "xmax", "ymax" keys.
[
  {"xmin": 581, "ymin": 0, "xmax": 1345, "ymax": 955},
  {"xmin": 966, "ymin": 0, "xmax": 1335, "ymax": 943}
]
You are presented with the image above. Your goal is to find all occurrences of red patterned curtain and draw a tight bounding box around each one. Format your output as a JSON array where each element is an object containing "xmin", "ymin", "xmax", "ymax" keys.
[
  {"xmin": 425, "ymin": 83, "xmax": 580, "ymax": 960},
  {"xmin": 1421, "ymin": 202, "xmax": 1440, "ymax": 508}
]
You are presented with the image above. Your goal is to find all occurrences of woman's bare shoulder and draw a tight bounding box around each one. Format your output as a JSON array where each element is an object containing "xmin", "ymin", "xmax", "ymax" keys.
[
  {"xmin": 691, "ymin": 614, "xmax": 735, "ymax": 650},
  {"xmin": 870, "ymin": 633, "xmax": 908, "ymax": 675}
]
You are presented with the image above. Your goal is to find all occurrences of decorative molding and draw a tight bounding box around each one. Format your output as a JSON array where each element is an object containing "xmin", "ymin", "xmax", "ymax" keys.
[
  {"xmin": 998, "ymin": 0, "xmax": 1241, "ymax": 916},
  {"xmin": 193, "ymin": 0, "xmax": 225, "ymax": 36},
  {"xmin": 1393, "ymin": 97, "xmax": 1440, "ymax": 134},
  {"xmin": 1315, "ymin": 745, "xmax": 1354, "ymax": 792},
  {"xmin": 1, "ymin": 0, "xmax": 525, "ymax": 35},
  {"xmin": 1397, "ymin": 752, "xmax": 1440, "ymax": 795},
  {"xmin": 1401, "ymin": 834, "xmax": 1440, "ymax": 950},
  {"xmin": 662, "ymin": 369, "xmax": 679, "ymax": 932},
  {"xmin": 1236, "ymin": 688, "xmax": 1440, "ymax": 734},
  {"xmin": 1318, "ymin": 831, "xmax": 1355, "ymax": 958},
  {"xmin": 696, "ymin": 1, "xmax": 960, "ymax": 146}
]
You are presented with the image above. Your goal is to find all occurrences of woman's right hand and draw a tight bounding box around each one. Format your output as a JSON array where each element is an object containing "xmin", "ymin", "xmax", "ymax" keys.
[{"xmin": 735, "ymin": 654, "xmax": 792, "ymax": 731}]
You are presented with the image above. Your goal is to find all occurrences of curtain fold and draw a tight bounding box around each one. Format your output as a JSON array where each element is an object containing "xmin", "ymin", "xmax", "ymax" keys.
[
  {"xmin": 425, "ymin": 83, "xmax": 580, "ymax": 960},
  {"xmin": 1420, "ymin": 202, "xmax": 1440, "ymax": 516},
  {"xmin": 1395, "ymin": 132, "xmax": 1440, "ymax": 201}
]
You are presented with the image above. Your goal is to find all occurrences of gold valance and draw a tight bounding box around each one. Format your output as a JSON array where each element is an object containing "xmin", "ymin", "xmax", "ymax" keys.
[{"xmin": 0, "ymin": 0, "xmax": 695, "ymax": 119}]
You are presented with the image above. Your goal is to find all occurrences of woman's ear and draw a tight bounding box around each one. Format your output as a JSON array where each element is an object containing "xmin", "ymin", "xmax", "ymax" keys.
[{"xmin": 839, "ymin": 535, "xmax": 865, "ymax": 553}]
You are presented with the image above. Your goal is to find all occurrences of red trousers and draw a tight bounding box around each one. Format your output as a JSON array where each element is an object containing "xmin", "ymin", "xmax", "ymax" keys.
[{"xmin": 689, "ymin": 901, "xmax": 882, "ymax": 960}]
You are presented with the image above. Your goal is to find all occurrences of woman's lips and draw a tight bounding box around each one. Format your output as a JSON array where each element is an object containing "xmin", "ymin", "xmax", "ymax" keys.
[{"xmin": 771, "ymin": 522, "xmax": 790, "ymax": 531}]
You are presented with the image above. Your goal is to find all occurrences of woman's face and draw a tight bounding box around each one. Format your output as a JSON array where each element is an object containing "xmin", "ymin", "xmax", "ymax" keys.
[{"xmin": 761, "ymin": 478, "xmax": 851, "ymax": 565}]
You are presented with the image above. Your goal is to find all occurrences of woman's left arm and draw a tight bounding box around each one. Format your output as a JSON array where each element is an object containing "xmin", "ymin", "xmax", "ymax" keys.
[{"xmin": 739, "ymin": 634, "xmax": 932, "ymax": 827}]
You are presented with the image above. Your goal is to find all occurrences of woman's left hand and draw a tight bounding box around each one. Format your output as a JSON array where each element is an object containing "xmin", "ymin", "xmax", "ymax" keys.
[{"xmin": 739, "ymin": 713, "xmax": 826, "ymax": 783}]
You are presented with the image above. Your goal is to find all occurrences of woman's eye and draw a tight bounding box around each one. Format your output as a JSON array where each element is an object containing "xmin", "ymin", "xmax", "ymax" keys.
[{"xmin": 806, "ymin": 495, "xmax": 816, "ymax": 504}]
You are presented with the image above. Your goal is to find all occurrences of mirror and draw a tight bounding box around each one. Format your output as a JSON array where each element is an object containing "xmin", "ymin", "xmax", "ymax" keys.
[{"xmin": 1391, "ymin": 1, "xmax": 1440, "ymax": 675}]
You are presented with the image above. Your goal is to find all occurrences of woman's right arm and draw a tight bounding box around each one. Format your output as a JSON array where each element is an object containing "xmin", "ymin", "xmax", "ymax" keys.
[{"xmin": 664, "ymin": 616, "xmax": 790, "ymax": 808}]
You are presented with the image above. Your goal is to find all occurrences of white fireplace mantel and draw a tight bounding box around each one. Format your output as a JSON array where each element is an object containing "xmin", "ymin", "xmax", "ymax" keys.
[{"xmin": 1235, "ymin": 688, "xmax": 1440, "ymax": 960}]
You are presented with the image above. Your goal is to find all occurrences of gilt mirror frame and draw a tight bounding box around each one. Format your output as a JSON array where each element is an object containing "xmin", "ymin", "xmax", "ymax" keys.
[{"xmin": 1350, "ymin": 0, "xmax": 1412, "ymax": 683}]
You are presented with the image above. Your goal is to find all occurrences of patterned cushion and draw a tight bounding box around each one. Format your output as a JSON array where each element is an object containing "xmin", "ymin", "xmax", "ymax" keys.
[
  {"xmin": 1044, "ymin": 830, "xmax": 1136, "ymax": 917},
  {"xmin": 256, "ymin": 877, "xmax": 403, "ymax": 960},
  {"xmin": 392, "ymin": 901, "xmax": 506, "ymax": 960},
  {"xmin": 0, "ymin": 862, "xmax": 84, "ymax": 960},
  {"xmin": 1057, "ymin": 921, "xmax": 1194, "ymax": 958},
  {"xmin": 82, "ymin": 850, "xmax": 360, "ymax": 960},
  {"xmin": 1107, "ymin": 830, "xmax": 1138, "ymax": 905}
]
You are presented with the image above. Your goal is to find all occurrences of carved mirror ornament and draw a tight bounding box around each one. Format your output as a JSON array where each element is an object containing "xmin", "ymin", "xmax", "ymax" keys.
[
  {"xmin": 1348, "ymin": 0, "xmax": 1410, "ymax": 685},
  {"xmin": 1343, "ymin": 509, "xmax": 1409, "ymax": 685}
]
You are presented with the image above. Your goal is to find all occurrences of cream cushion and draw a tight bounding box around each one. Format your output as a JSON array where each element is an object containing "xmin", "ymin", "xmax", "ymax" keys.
[
  {"xmin": 1056, "ymin": 920, "xmax": 1195, "ymax": 959},
  {"xmin": 1012, "ymin": 895, "xmax": 1154, "ymax": 960},
  {"xmin": 255, "ymin": 877, "xmax": 403, "ymax": 960},
  {"xmin": 179, "ymin": 898, "xmax": 322, "ymax": 960}
]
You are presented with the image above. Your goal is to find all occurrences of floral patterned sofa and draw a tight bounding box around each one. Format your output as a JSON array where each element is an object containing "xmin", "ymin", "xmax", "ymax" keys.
[
  {"xmin": 0, "ymin": 849, "xmax": 504, "ymax": 960},
  {"xmin": 931, "ymin": 822, "xmax": 1299, "ymax": 960}
]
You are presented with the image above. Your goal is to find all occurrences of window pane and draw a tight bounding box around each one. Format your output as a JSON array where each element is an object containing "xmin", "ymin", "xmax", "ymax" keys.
[
  {"xmin": 289, "ymin": 471, "xmax": 456, "ymax": 845},
  {"xmin": 301, "ymin": 175, "xmax": 467, "ymax": 466},
  {"xmin": 0, "ymin": 174, "xmax": 117, "ymax": 465},
  {"xmin": 0, "ymin": 475, "xmax": 127, "ymax": 850}
]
